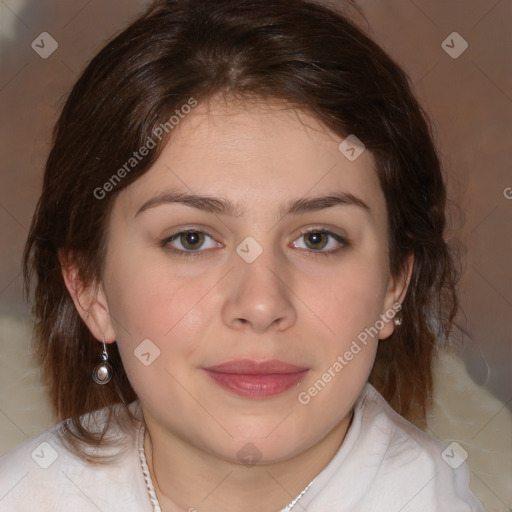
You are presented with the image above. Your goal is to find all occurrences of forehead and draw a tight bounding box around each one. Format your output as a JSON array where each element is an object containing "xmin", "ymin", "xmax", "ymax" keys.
[{"xmin": 113, "ymin": 97, "xmax": 386, "ymax": 221}]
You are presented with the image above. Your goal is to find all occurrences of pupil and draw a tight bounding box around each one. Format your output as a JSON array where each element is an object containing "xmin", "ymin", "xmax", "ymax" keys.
[
  {"xmin": 184, "ymin": 232, "xmax": 202, "ymax": 249},
  {"xmin": 307, "ymin": 232, "xmax": 326, "ymax": 249}
]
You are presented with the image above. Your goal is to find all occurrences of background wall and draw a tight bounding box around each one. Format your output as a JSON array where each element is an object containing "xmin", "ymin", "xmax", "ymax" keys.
[{"xmin": 0, "ymin": 0, "xmax": 510, "ymax": 510}]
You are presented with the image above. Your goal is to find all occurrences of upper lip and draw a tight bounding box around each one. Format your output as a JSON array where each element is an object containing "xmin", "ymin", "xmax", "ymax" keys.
[{"xmin": 204, "ymin": 359, "xmax": 309, "ymax": 375}]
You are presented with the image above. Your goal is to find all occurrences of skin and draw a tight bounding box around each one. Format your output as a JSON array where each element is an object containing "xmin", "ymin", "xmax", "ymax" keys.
[{"xmin": 62, "ymin": 97, "xmax": 412, "ymax": 512}]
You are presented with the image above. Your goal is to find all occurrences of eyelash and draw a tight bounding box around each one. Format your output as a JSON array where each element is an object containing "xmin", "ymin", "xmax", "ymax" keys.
[{"xmin": 160, "ymin": 227, "xmax": 348, "ymax": 259}]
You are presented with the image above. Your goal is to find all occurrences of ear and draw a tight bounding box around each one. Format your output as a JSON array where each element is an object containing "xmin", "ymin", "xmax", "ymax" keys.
[
  {"xmin": 378, "ymin": 253, "xmax": 414, "ymax": 340},
  {"xmin": 58, "ymin": 249, "xmax": 116, "ymax": 343}
]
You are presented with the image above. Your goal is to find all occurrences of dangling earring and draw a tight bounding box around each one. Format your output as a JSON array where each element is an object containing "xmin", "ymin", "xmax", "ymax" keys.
[
  {"xmin": 92, "ymin": 339, "xmax": 113, "ymax": 385},
  {"xmin": 393, "ymin": 312, "xmax": 403, "ymax": 326}
]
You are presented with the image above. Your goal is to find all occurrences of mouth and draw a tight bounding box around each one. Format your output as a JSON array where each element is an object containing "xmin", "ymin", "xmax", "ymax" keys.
[{"xmin": 202, "ymin": 359, "xmax": 309, "ymax": 399}]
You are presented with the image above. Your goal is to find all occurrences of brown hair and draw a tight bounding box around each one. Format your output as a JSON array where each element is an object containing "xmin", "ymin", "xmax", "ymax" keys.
[{"xmin": 23, "ymin": 0, "xmax": 458, "ymax": 458}]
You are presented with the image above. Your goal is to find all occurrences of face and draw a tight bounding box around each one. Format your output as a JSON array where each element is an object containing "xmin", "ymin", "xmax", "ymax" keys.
[{"xmin": 73, "ymin": 98, "xmax": 407, "ymax": 464}]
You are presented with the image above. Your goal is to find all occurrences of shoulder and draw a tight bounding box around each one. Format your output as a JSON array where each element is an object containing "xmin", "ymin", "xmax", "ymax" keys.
[
  {"xmin": 357, "ymin": 383, "xmax": 484, "ymax": 510},
  {"xmin": 358, "ymin": 383, "xmax": 447, "ymax": 463},
  {"xmin": 0, "ymin": 401, "xmax": 152, "ymax": 512},
  {"xmin": 305, "ymin": 383, "xmax": 485, "ymax": 512}
]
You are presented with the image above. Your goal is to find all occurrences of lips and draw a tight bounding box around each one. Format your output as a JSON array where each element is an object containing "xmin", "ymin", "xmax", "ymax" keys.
[{"xmin": 203, "ymin": 359, "xmax": 309, "ymax": 399}]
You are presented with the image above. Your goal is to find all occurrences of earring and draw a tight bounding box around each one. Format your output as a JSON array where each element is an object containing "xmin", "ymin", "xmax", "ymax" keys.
[
  {"xmin": 92, "ymin": 339, "xmax": 113, "ymax": 385},
  {"xmin": 393, "ymin": 313, "xmax": 403, "ymax": 327}
]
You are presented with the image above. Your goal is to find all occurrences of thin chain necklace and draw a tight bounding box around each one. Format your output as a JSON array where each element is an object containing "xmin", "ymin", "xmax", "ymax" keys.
[
  {"xmin": 137, "ymin": 423, "xmax": 315, "ymax": 512},
  {"xmin": 138, "ymin": 422, "xmax": 162, "ymax": 512}
]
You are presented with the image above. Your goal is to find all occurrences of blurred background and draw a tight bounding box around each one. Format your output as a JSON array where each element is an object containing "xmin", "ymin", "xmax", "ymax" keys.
[{"xmin": 0, "ymin": 0, "xmax": 511, "ymax": 510}]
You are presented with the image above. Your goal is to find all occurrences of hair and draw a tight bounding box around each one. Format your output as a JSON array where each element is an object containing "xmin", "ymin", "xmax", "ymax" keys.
[{"xmin": 23, "ymin": 0, "xmax": 459, "ymax": 460}]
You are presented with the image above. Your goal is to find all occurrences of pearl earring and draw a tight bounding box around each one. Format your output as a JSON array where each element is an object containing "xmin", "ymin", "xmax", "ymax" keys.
[{"xmin": 92, "ymin": 339, "xmax": 113, "ymax": 385}]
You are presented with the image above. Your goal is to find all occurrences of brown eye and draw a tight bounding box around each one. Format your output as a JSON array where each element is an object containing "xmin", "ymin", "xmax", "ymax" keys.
[
  {"xmin": 162, "ymin": 229, "xmax": 221, "ymax": 257},
  {"xmin": 179, "ymin": 231, "xmax": 205, "ymax": 250},
  {"xmin": 303, "ymin": 231, "xmax": 329, "ymax": 250},
  {"xmin": 291, "ymin": 228, "xmax": 347, "ymax": 254}
]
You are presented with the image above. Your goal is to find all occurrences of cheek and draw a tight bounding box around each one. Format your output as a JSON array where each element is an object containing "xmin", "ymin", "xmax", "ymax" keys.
[
  {"xmin": 293, "ymin": 265, "xmax": 385, "ymax": 435},
  {"xmin": 292, "ymin": 252, "xmax": 387, "ymax": 398},
  {"xmin": 301, "ymin": 254, "xmax": 388, "ymax": 345},
  {"xmin": 103, "ymin": 252, "xmax": 211, "ymax": 377},
  {"xmin": 105, "ymin": 242, "xmax": 205, "ymax": 335},
  {"xmin": 105, "ymin": 269, "xmax": 216, "ymax": 416}
]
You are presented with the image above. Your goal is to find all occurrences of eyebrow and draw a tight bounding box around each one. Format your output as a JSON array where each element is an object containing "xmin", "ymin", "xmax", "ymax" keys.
[{"xmin": 134, "ymin": 189, "xmax": 370, "ymax": 221}]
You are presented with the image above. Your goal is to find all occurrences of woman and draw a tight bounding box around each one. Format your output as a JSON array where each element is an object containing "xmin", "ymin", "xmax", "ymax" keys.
[{"xmin": 0, "ymin": 0, "xmax": 484, "ymax": 510}]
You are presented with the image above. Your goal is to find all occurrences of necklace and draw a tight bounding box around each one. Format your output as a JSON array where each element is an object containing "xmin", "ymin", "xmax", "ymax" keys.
[
  {"xmin": 137, "ymin": 423, "xmax": 315, "ymax": 512},
  {"xmin": 279, "ymin": 477, "xmax": 316, "ymax": 512},
  {"xmin": 138, "ymin": 422, "xmax": 162, "ymax": 512}
]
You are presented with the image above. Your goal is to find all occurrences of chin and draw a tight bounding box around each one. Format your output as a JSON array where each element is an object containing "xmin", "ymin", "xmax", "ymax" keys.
[{"xmin": 202, "ymin": 425, "xmax": 311, "ymax": 466}]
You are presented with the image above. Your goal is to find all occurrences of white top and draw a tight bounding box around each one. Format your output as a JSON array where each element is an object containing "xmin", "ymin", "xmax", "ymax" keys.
[{"xmin": 0, "ymin": 382, "xmax": 484, "ymax": 511}]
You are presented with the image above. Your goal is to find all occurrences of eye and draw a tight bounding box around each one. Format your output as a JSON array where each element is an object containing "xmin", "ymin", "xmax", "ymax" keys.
[
  {"xmin": 162, "ymin": 229, "xmax": 221, "ymax": 256},
  {"xmin": 291, "ymin": 228, "xmax": 347, "ymax": 254},
  {"xmin": 161, "ymin": 227, "xmax": 347, "ymax": 258}
]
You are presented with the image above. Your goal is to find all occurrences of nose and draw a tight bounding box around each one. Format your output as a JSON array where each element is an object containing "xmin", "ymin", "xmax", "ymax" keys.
[{"xmin": 221, "ymin": 246, "xmax": 297, "ymax": 334}]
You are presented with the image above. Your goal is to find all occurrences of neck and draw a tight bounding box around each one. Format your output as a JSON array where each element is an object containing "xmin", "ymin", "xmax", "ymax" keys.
[{"xmin": 143, "ymin": 409, "xmax": 353, "ymax": 512}]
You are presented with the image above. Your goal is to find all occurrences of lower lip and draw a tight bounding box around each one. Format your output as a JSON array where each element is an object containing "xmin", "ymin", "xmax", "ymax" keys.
[{"xmin": 203, "ymin": 370, "xmax": 309, "ymax": 398}]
